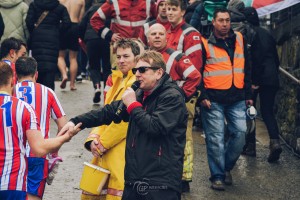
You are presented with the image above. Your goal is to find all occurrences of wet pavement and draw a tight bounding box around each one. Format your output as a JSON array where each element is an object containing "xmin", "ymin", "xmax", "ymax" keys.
[{"xmin": 44, "ymin": 80, "xmax": 300, "ymax": 200}]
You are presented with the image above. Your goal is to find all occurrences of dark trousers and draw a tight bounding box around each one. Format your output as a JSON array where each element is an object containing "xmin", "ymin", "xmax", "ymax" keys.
[
  {"xmin": 122, "ymin": 185, "xmax": 181, "ymax": 200},
  {"xmin": 86, "ymin": 39, "xmax": 111, "ymax": 89},
  {"xmin": 37, "ymin": 71, "xmax": 56, "ymax": 91},
  {"xmin": 247, "ymin": 86, "xmax": 280, "ymax": 143}
]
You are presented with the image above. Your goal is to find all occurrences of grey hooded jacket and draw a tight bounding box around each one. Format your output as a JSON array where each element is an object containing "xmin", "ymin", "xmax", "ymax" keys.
[{"xmin": 0, "ymin": 0, "xmax": 29, "ymax": 43}]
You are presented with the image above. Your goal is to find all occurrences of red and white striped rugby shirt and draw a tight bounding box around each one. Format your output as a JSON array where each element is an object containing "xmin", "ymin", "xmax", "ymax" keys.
[
  {"xmin": 14, "ymin": 81, "xmax": 66, "ymax": 157},
  {"xmin": 0, "ymin": 93, "xmax": 39, "ymax": 192}
]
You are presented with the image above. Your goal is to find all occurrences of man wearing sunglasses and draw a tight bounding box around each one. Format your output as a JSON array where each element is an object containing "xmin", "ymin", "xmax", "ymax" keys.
[{"xmin": 59, "ymin": 51, "xmax": 188, "ymax": 200}]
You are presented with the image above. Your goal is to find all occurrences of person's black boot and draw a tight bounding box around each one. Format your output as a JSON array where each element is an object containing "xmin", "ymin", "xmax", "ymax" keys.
[
  {"xmin": 241, "ymin": 142, "xmax": 256, "ymax": 157},
  {"xmin": 268, "ymin": 139, "xmax": 282, "ymax": 162}
]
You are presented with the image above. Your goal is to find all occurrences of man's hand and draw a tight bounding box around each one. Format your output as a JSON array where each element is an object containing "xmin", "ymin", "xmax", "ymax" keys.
[
  {"xmin": 251, "ymin": 85, "xmax": 259, "ymax": 90},
  {"xmin": 57, "ymin": 121, "xmax": 81, "ymax": 137},
  {"xmin": 91, "ymin": 139, "xmax": 102, "ymax": 158},
  {"xmin": 246, "ymin": 99, "xmax": 253, "ymax": 106},
  {"xmin": 122, "ymin": 87, "xmax": 137, "ymax": 107},
  {"xmin": 111, "ymin": 33, "xmax": 122, "ymax": 42},
  {"xmin": 60, "ymin": 122, "xmax": 82, "ymax": 142},
  {"xmin": 200, "ymin": 99, "xmax": 211, "ymax": 109}
]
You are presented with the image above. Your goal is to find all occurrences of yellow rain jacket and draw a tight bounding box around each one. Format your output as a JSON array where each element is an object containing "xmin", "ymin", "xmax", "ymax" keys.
[{"xmin": 81, "ymin": 70, "xmax": 136, "ymax": 200}]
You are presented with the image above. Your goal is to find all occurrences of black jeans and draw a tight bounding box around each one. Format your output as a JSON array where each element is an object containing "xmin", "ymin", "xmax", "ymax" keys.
[
  {"xmin": 122, "ymin": 184, "xmax": 181, "ymax": 200},
  {"xmin": 86, "ymin": 38, "xmax": 111, "ymax": 89},
  {"xmin": 247, "ymin": 86, "xmax": 280, "ymax": 143}
]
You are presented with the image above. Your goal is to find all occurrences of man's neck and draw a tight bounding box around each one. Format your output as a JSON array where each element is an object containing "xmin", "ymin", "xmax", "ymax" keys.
[
  {"xmin": 0, "ymin": 86, "xmax": 12, "ymax": 96},
  {"xmin": 171, "ymin": 19, "xmax": 183, "ymax": 28},
  {"xmin": 158, "ymin": 16, "xmax": 168, "ymax": 23},
  {"xmin": 2, "ymin": 57, "xmax": 13, "ymax": 62},
  {"xmin": 18, "ymin": 76, "xmax": 35, "ymax": 83}
]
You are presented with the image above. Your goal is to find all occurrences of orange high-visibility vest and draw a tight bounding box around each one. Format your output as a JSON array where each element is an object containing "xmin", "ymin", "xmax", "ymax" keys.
[{"xmin": 201, "ymin": 32, "xmax": 245, "ymax": 90}]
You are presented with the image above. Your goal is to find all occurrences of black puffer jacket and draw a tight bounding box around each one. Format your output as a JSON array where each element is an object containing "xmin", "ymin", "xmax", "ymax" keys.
[
  {"xmin": 26, "ymin": 0, "xmax": 70, "ymax": 72},
  {"xmin": 71, "ymin": 73, "xmax": 188, "ymax": 193},
  {"xmin": 184, "ymin": 1, "xmax": 202, "ymax": 24}
]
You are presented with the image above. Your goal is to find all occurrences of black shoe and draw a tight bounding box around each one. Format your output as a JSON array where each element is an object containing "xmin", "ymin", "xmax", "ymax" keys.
[
  {"xmin": 242, "ymin": 142, "xmax": 256, "ymax": 157},
  {"xmin": 181, "ymin": 181, "xmax": 190, "ymax": 193},
  {"xmin": 93, "ymin": 89, "xmax": 101, "ymax": 103}
]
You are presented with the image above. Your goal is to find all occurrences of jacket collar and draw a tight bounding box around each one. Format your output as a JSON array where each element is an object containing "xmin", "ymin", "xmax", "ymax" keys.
[{"xmin": 207, "ymin": 29, "xmax": 236, "ymax": 45}]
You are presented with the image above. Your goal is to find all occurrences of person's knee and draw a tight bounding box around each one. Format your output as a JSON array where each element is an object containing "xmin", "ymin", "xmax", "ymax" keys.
[{"xmin": 27, "ymin": 193, "xmax": 42, "ymax": 200}]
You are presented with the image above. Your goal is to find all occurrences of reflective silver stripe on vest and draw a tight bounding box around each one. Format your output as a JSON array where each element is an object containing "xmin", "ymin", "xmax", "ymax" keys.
[
  {"xmin": 97, "ymin": 8, "xmax": 106, "ymax": 20},
  {"xmin": 185, "ymin": 44, "xmax": 202, "ymax": 56},
  {"xmin": 101, "ymin": 27, "xmax": 110, "ymax": 39},
  {"xmin": 208, "ymin": 43, "xmax": 215, "ymax": 57},
  {"xmin": 176, "ymin": 80, "xmax": 185, "ymax": 87},
  {"xmin": 234, "ymin": 68, "xmax": 244, "ymax": 73},
  {"xmin": 203, "ymin": 70, "xmax": 232, "ymax": 77},
  {"xmin": 206, "ymin": 57, "xmax": 228, "ymax": 64},
  {"xmin": 112, "ymin": 0, "xmax": 120, "ymax": 20},
  {"xmin": 235, "ymin": 31, "xmax": 243, "ymax": 48},
  {"xmin": 177, "ymin": 27, "xmax": 197, "ymax": 52},
  {"xmin": 104, "ymin": 85, "xmax": 111, "ymax": 92},
  {"xmin": 183, "ymin": 65, "xmax": 197, "ymax": 79},
  {"xmin": 112, "ymin": 0, "xmax": 150, "ymax": 27},
  {"xmin": 146, "ymin": 0, "xmax": 151, "ymax": 19},
  {"xmin": 166, "ymin": 51, "xmax": 181, "ymax": 74},
  {"xmin": 234, "ymin": 53, "xmax": 244, "ymax": 58},
  {"xmin": 144, "ymin": 23, "xmax": 150, "ymax": 36},
  {"xmin": 111, "ymin": 19, "xmax": 147, "ymax": 27}
]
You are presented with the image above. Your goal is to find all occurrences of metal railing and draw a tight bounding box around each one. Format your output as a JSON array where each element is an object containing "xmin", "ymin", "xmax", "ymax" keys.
[{"xmin": 279, "ymin": 66, "xmax": 300, "ymax": 85}]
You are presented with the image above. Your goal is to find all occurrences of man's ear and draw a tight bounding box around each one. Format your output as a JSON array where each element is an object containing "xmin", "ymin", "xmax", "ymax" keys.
[
  {"xmin": 9, "ymin": 49, "xmax": 16, "ymax": 58},
  {"xmin": 34, "ymin": 71, "xmax": 38, "ymax": 82}
]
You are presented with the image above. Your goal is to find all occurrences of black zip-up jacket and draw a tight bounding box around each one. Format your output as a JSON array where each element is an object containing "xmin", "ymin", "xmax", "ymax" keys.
[
  {"xmin": 199, "ymin": 29, "xmax": 252, "ymax": 104},
  {"xmin": 70, "ymin": 73, "xmax": 188, "ymax": 193}
]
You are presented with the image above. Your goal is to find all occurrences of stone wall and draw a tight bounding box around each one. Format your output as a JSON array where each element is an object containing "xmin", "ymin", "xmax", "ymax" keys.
[{"xmin": 271, "ymin": 5, "xmax": 300, "ymax": 154}]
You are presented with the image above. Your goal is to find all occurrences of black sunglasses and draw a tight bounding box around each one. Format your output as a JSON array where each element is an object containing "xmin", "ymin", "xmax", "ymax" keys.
[{"xmin": 132, "ymin": 66, "xmax": 160, "ymax": 74}]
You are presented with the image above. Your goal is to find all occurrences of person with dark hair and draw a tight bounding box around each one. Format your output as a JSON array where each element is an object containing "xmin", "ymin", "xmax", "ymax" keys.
[
  {"xmin": 242, "ymin": 7, "xmax": 282, "ymax": 162},
  {"xmin": 59, "ymin": 50, "xmax": 187, "ymax": 200},
  {"xmin": 81, "ymin": 38, "xmax": 139, "ymax": 200},
  {"xmin": 26, "ymin": 0, "xmax": 71, "ymax": 90},
  {"xmin": 14, "ymin": 56, "xmax": 68, "ymax": 199},
  {"xmin": 0, "ymin": 61, "xmax": 80, "ymax": 200},
  {"xmin": 0, "ymin": 37, "xmax": 25, "ymax": 85},
  {"xmin": 199, "ymin": 7, "xmax": 252, "ymax": 190},
  {"xmin": 166, "ymin": 0, "xmax": 202, "ymax": 191}
]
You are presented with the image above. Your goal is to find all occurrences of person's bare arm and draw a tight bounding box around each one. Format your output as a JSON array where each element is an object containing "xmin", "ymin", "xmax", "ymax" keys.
[
  {"xmin": 26, "ymin": 123, "xmax": 81, "ymax": 157},
  {"xmin": 54, "ymin": 116, "xmax": 68, "ymax": 135}
]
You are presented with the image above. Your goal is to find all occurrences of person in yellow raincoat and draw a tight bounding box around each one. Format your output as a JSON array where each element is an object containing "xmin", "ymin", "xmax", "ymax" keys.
[{"xmin": 81, "ymin": 38, "xmax": 142, "ymax": 200}]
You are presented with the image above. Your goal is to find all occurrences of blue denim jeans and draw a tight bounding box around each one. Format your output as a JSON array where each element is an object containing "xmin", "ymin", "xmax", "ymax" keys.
[{"xmin": 201, "ymin": 100, "xmax": 247, "ymax": 181}]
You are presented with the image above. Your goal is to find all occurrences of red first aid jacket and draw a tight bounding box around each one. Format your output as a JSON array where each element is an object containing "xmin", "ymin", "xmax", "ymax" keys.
[{"xmin": 90, "ymin": 0, "xmax": 157, "ymax": 41}]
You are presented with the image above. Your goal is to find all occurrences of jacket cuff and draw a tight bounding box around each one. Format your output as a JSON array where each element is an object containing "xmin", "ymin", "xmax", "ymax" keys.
[{"xmin": 127, "ymin": 101, "xmax": 142, "ymax": 114}]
